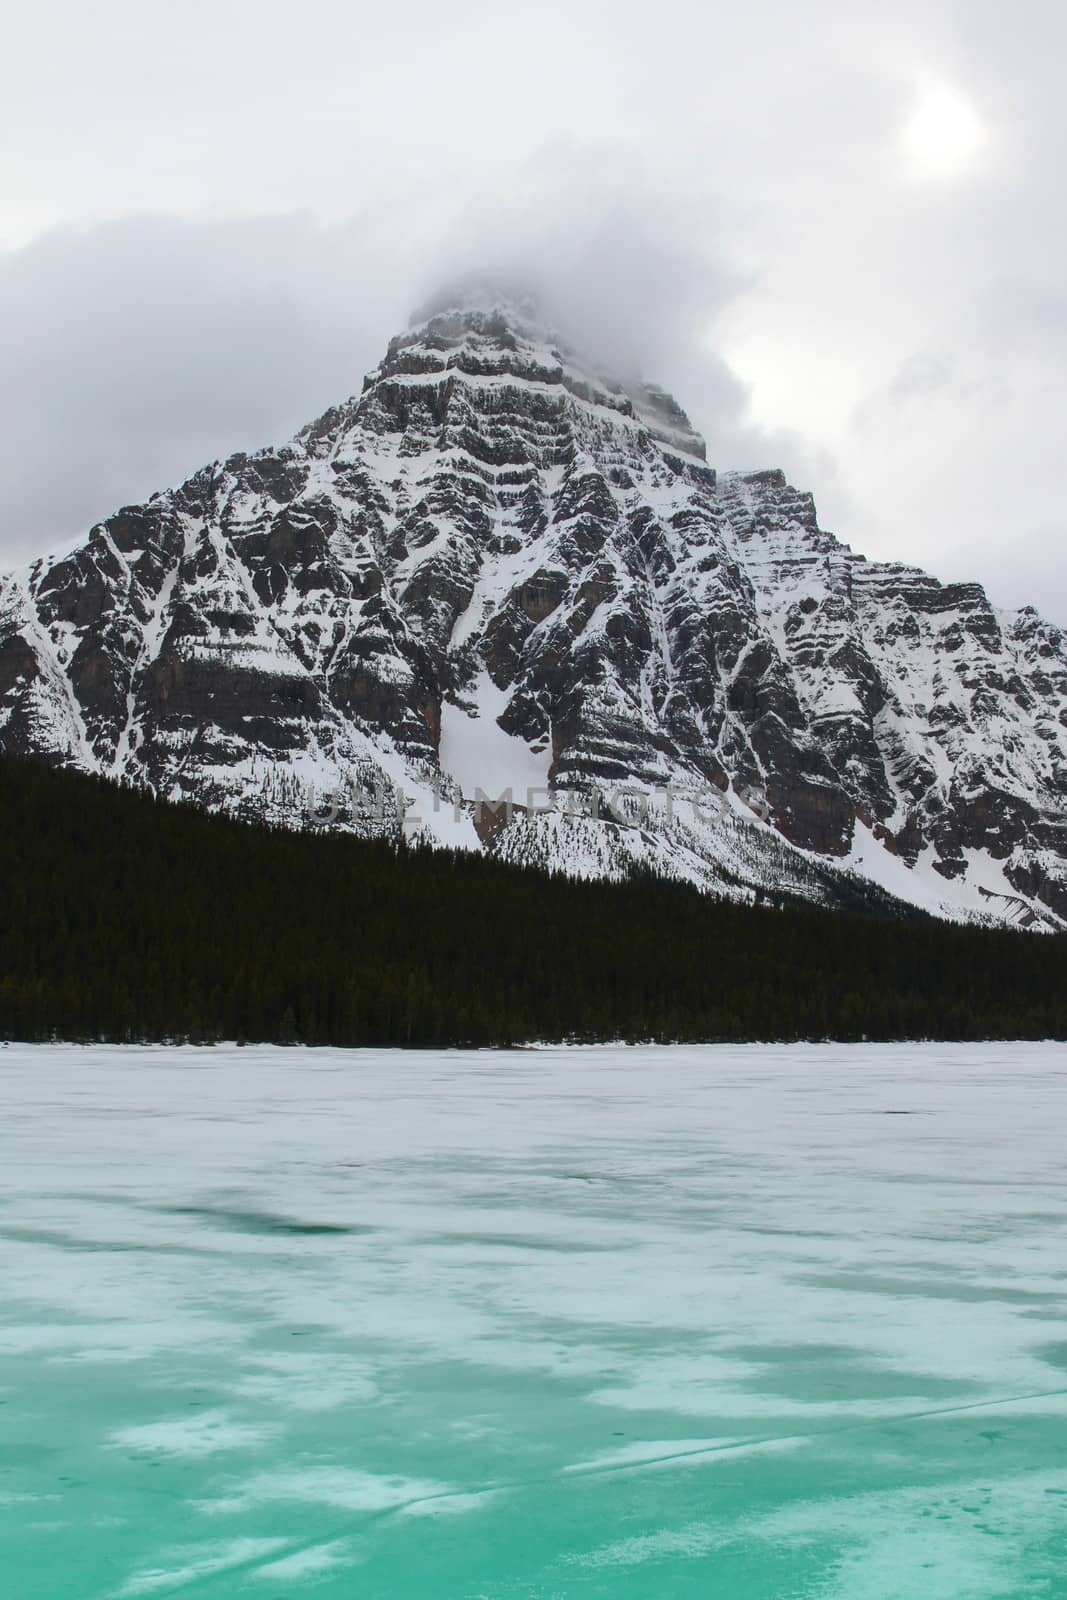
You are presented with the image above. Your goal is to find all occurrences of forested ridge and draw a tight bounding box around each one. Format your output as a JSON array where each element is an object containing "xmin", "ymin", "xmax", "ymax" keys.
[{"xmin": 1, "ymin": 756, "xmax": 1064, "ymax": 1047}]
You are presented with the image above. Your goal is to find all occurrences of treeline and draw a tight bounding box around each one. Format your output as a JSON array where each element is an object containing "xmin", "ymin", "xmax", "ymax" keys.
[{"xmin": 1, "ymin": 756, "xmax": 1065, "ymax": 1047}]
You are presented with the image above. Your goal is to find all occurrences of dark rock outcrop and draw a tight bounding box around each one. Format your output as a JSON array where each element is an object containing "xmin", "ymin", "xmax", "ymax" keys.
[{"xmin": 2, "ymin": 291, "xmax": 1065, "ymax": 926}]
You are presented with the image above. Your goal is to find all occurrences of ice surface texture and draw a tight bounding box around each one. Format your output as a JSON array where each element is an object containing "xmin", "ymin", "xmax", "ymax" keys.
[{"xmin": 1, "ymin": 1043, "xmax": 1066, "ymax": 1596}]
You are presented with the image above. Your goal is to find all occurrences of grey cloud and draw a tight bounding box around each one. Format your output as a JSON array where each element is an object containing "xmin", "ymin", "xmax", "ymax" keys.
[
  {"xmin": 418, "ymin": 146, "xmax": 766, "ymax": 464},
  {"xmin": 0, "ymin": 165, "xmax": 779, "ymax": 566},
  {"xmin": 0, "ymin": 214, "xmax": 413, "ymax": 560},
  {"xmin": 2, "ymin": 0, "xmax": 1066, "ymax": 627}
]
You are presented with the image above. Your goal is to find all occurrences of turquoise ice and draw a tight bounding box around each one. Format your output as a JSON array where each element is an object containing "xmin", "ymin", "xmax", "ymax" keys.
[{"xmin": 1, "ymin": 1043, "xmax": 1065, "ymax": 1597}]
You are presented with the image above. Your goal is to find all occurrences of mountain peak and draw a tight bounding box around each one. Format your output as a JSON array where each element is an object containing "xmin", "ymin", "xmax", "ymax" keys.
[
  {"xmin": 399, "ymin": 279, "xmax": 707, "ymax": 462},
  {"xmin": 409, "ymin": 277, "xmax": 554, "ymax": 339},
  {"xmin": 2, "ymin": 299, "xmax": 1066, "ymax": 930}
]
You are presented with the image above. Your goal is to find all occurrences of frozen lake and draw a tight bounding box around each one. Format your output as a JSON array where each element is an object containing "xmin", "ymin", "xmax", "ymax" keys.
[{"xmin": 1, "ymin": 1042, "xmax": 1065, "ymax": 1598}]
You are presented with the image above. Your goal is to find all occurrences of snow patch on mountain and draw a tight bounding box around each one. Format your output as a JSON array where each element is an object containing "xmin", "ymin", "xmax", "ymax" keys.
[{"xmin": 2, "ymin": 295, "xmax": 1066, "ymax": 928}]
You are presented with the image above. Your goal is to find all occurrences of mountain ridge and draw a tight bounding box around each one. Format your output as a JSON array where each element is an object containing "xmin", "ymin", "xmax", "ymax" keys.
[{"xmin": 2, "ymin": 295, "xmax": 1066, "ymax": 927}]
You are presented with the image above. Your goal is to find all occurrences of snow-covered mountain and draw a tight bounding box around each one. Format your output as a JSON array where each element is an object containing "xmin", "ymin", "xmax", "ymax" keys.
[{"xmin": 3, "ymin": 289, "xmax": 1066, "ymax": 926}]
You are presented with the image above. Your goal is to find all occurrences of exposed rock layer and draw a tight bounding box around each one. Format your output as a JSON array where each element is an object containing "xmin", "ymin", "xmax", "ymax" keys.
[{"xmin": 3, "ymin": 296, "xmax": 1066, "ymax": 926}]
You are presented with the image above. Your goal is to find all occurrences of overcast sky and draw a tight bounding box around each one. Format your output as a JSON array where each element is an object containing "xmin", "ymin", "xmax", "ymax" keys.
[{"xmin": 2, "ymin": 0, "xmax": 1064, "ymax": 623}]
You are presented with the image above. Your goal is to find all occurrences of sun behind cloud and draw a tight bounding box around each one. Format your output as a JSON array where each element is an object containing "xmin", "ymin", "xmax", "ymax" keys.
[{"xmin": 900, "ymin": 79, "xmax": 988, "ymax": 181}]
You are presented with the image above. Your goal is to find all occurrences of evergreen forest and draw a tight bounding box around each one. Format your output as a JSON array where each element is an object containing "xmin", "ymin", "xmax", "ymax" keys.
[{"xmin": 2, "ymin": 756, "xmax": 1065, "ymax": 1047}]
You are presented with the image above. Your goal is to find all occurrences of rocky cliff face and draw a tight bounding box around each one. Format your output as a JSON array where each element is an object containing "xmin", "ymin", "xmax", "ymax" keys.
[{"xmin": 3, "ymin": 291, "xmax": 1066, "ymax": 926}]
